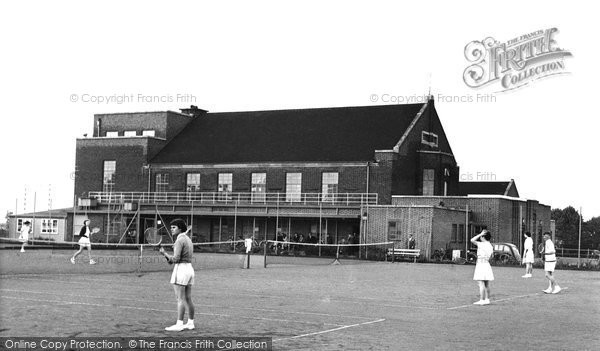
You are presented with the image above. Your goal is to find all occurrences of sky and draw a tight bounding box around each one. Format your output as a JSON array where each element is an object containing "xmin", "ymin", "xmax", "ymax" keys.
[{"xmin": 0, "ymin": 0, "xmax": 598, "ymax": 221}]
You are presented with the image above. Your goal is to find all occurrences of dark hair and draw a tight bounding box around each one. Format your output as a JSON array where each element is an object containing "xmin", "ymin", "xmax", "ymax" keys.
[
  {"xmin": 524, "ymin": 231, "xmax": 531, "ymax": 237},
  {"xmin": 83, "ymin": 219, "xmax": 90, "ymax": 225},
  {"xmin": 543, "ymin": 231, "xmax": 551, "ymax": 237},
  {"xmin": 23, "ymin": 221, "xmax": 31, "ymax": 225},
  {"xmin": 482, "ymin": 230, "xmax": 492, "ymax": 241},
  {"xmin": 170, "ymin": 219, "xmax": 187, "ymax": 232}
]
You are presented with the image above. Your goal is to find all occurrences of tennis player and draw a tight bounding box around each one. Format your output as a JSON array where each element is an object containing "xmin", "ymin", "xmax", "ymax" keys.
[
  {"xmin": 18, "ymin": 220, "xmax": 31, "ymax": 253},
  {"xmin": 471, "ymin": 229, "xmax": 494, "ymax": 305},
  {"xmin": 160, "ymin": 219, "xmax": 195, "ymax": 331},
  {"xmin": 541, "ymin": 232, "xmax": 561, "ymax": 294},
  {"xmin": 70, "ymin": 219, "xmax": 96, "ymax": 264},
  {"xmin": 522, "ymin": 232, "xmax": 534, "ymax": 278}
]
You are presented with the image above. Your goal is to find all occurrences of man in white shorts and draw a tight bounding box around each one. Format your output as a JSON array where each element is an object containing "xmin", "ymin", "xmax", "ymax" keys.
[{"xmin": 542, "ymin": 232, "xmax": 561, "ymax": 294}]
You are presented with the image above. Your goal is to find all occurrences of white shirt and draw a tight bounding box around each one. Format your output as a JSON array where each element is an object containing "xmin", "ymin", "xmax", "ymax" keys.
[
  {"xmin": 544, "ymin": 239, "xmax": 556, "ymax": 262},
  {"xmin": 244, "ymin": 238, "xmax": 253, "ymax": 253},
  {"xmin": 524, "ymin": 237, "xmax": 533, "ymax": 252}
]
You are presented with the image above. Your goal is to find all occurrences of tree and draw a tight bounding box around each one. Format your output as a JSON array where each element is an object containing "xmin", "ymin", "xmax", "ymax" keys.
[{"xmin": 552, "ymin": 206, "xmax": 581, "ymax": 248}]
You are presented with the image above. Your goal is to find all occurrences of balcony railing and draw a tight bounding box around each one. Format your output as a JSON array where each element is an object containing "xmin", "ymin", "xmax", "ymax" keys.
[{"xmin": 87, "ymin": 191, "xmax": 378, "ymax": 207}]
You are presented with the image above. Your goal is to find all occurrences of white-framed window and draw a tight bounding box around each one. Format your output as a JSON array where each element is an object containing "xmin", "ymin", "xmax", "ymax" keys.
[
  {"xmin": 105, "ymin": 131, "xmax": 119, "ymax": 137},
  {"xmin": 41, "ymin": 219, "xmax": 58, "ymax": 234},
  {"xmin": 422, "ymin": 169, "xmax": 435, "ymax": 196},
  {"xmin": 17, "ymin": 218, "xmax": 32, "ymax": 232},
  {"xmin": 286, "ymin": 173, "xmax": 302, "ymax": 202},
  {"xmin": 186, "ymin": 173, "xmax": 200, "ymax": 192},
  {"xmin": 218, "ymin": 173, "xmax": 233, "ymax": 200},
  {"xmin": 251, "ymin": 173, "xmax": 266, "ymax": 203},
  {"xmin": 321, "ymin": 172, "xmax": 339, "ymax": 202},
  {"xmin": 156, "ymin": 173, "xmax": 169, "ymax": 192},
  {"xmin": 142, "ymin": 130, "xmax": 156, "ymax": 137},
  {"xmin": 124, "ymin": 130, "xmax": 137, "ymax": 137},
  {"xmin": 421, "ymin": 131, "xmax": 438, "ymax": 147},
  {"xmin": 103, "ymin": 160, "xmax": 116, "ymax": 193}
]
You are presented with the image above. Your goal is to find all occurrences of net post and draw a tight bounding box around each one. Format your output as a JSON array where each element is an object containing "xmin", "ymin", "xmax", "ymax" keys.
[
  {"xmin": 246, "ymin": 252, "xmax": 250, "ymax": 269},
  {"xmin": 263, "ymin": 240, "xmax": 268, "ymax": 268}
]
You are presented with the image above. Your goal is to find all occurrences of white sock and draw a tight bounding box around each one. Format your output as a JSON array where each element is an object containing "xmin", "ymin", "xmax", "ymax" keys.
[{"xmin": 187, "ymin": 319, "xmax": 194, "ymax": 325}]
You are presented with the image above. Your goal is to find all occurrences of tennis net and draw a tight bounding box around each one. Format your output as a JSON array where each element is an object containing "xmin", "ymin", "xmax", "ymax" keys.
[
  {"xmin": 0, "ymin": 237, "xmax": 249, "ymax": 275},
  {"xmin": 262, "ymin": 240, "xmax": 394, "ymax": 267}
]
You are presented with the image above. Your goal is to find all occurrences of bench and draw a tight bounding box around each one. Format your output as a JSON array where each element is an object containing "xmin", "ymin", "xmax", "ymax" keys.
[{"xmin": 387, "ymin": 248, "xmax": 420, "ymax": 263}]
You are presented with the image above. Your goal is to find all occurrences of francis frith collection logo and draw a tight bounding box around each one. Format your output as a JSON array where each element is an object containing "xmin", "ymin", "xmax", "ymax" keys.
[{"xmin": 463, "ymin": 28, "xmax": 572, "ymax": 92}]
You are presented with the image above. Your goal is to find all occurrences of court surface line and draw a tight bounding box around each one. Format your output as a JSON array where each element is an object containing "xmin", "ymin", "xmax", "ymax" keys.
[
  {"xmin": 274, "ymin": 318, "xmax": 386, "ymax": 341},
  {"xmin": 446, "ymin": 288, "xmax": 569, "ymax": 310},
  {"xmin": 0, "ymin": 288, "xmax": 375, "ymax": 321},
  {"xmin": 0, "ymin": 295, "xmax": 345, "ymax": 327}
]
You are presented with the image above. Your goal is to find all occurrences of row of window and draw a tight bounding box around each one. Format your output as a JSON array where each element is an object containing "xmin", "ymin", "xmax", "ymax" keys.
[
  {"xmin": 105, "ymin": 130, "xmax": 156, "ymax": 137},
  {"xmin": 17, "ymin": 218, "xmax": 59, "ymax": 234},
  {"xmin": 102, "ymin": 161, "xmax": 339, "ymax": 200}
]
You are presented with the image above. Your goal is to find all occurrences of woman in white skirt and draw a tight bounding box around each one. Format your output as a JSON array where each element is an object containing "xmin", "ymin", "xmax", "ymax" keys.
[
  {"xmin": 471, "ymin": 229, "xmax": 494, "ymax": 305},
  {"xmin": 160, "ymin": 219, "xmax": 195, "ymax": 331},
  {"xmin": 522, "ymin": 231, "xmax": 534, "ymax": 278},
  {"xmin": 18, "ymin": 221, "xmax": 31, "ymax": 253},
  {"xmin": 70, "ymin": 219, "xmax": 96, "ymax": 264}
]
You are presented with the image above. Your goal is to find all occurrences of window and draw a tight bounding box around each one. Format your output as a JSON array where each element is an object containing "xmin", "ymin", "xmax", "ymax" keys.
[
  {"xmin": 321, "ymin": 172, "xmax": 339, "ymax": 202},
  {"xmin": 422, "ymin": 169, "xmax": 434, "ymax": 195},
  {"xmin": 142, "ymin": 130, "xmax": 156, "ymax": 137},
  {"xmin": 218, "ymin": 173, "xmax": 233, "ymax": 200},
  {"xmin": 251, "ymin": 173, "xmax": 266, "ymax": 203},
  {"xmin": 186, "ymin": 173, "xmax": 200, "ymax": 192},
  {"xmin": 124, "ymin": 130, "xmax": 137, "ymax": 137},
  {"xmin": 103, "ymin": 161, "xmax": 116, "ymax": 193},
  {"xmin": 388, "ymin": 221, "xmax": 401, "ymax": 240},
  {"xmin": 156, "ymin": 173, "xmax": 169, "ymax": 192},
  {"xmin": 421, "ymin": 131, "xmax": 438, "ymax": 147},
  {"xmin": 17, "ymin": 218, "xmax": 32, "ymax": 232},
  {"xmin": 451, "ymin": 224, "xmax": 458, "ymax": 242},
  {"xmin": 41, "ymin": 219, "xmax": 58, "ymax": 234},
  {"xmin": 105, "ymin": 131, "xmax": 118, "ymax": 137},
  {"xmin": 286, "ymin": 173, "xmax": 302, "ymax": 202}
]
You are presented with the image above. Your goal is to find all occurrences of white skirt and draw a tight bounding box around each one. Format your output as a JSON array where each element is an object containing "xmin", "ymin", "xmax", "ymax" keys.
[
  {"xmin": 170, "ymin": 263, "xmax": 195, "ymax": 286},
  {"xmin": 523, "ymin": 251, "xmax": 534, "ymax": 263},
  {"xmin": 18, "ymin": 233, "xmax": 29, "ymax": 243},
  {"xmin": 78, "ymin": 236, "xmax": 91, "ymax": 248},
  {"xmin": 473, "ymin": 261, "xmax": 494, "ymax": 281}
]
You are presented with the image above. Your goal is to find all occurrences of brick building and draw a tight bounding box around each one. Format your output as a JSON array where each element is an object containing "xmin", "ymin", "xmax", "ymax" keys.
[{"xmin": 8, "ymin": 97, "xmax": 551, "ymax": 259}]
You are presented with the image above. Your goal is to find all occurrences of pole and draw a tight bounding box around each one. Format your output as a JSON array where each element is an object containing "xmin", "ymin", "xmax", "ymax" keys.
[
  {"xmin": 578, "ymin": 207, "xmax": 582, "ymax": 268},
  {"xmin": 32, "ymin": 192, "xmax": 36, "ymax": 244},
  {"xmin": 465, "ymin": 205, "xmax": 469, "ymax": 257}
]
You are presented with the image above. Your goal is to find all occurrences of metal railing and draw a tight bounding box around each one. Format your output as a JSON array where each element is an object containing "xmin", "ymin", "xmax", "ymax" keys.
[{"xmin": 87, "ymin": 191, "xmax": 378, "ymax": 206}]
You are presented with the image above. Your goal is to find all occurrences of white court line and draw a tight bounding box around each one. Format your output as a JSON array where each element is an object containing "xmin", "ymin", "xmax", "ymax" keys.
[
  {"xmin": 0, "ymin": 295, "xmax": 344, "ymax": 327},
  {"xmin": 447, "ymin": 287, "xmax": 569, "ymax": 310},
  {"xmin": 0, "ymin": 288, "xmax": 372, "ymax": 322},
  {"xmin": 274, "ymin": 318, "xmax": 386, "ymax": 341}
]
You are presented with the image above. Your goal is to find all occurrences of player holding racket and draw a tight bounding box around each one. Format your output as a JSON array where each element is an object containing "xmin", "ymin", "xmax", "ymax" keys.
[
  {"xmin": 70, "ymin": 219, "xmax": 97, "ymax": 265},
  {"xmin": 471, "ymin": 229, "xmax": 494, "ymax": 305},
  {"xmin": 541, "ymin": 232, "xmax": 561, "ymax": 294},
  {"xmin": 159, "ymin": 219, "xmax": 195, "ymax": 331},
  {"xmin": 18, "ymin": 220, "xmax": 31, "ymax": 253}
]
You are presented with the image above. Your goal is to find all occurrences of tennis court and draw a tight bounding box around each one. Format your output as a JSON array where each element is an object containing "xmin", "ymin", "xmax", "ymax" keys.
[{"xmin": 1, "ymin": 247, "xmax": 599, "ymax": 350}]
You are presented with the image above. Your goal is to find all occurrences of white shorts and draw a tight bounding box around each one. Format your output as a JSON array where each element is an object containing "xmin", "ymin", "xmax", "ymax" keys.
[
  {"xmin": 544, "ymin": 261, "xmax": 556, "ymax": 272},
  {"xmin": 78, "ymin": 236, "xmax": 91, "ymax": 248},
  {"xmin": 170, "ymin": 263, "xmax": 195, "ymax": 286}
]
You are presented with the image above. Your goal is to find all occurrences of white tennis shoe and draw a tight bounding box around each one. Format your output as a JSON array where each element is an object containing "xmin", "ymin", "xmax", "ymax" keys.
[
  {"xmin": 165, "ymin": 323, "xmax": 185, "ymax": 332},
  {"xmin": 70, "ymin": 257, "xmax": 75, "ymax": 264},
  {"xmin": 89, "ymin": 259, "xmax": 97, "ymax": 265},
  {"xmin": 183, "ymin": 322, "xmax": 195, "ymax": 330},
  {"xmin": 481, "ymin": 299, "xmax": 490, "ymax": 305},
  {"xmin": 521, "ymin": 274, "xmax": 532, "ymax": 278},
  {"xmin": 552, "ymin": 286, "xmax": 562, "ymax": 294},
  {"xmin": 543, "ymin": 288, "xmax": 552, "ymax": 294}
]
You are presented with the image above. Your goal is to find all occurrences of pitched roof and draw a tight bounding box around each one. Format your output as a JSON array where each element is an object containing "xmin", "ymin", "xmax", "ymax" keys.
[
  {"xmin": 11, "ymin": 207, "xmax": 71, "ymax": 218},
  {"xmin": 151, "ymin": 103, "xmax": 426, "ymax": 164},
  {"xmin": 459, "ymin": 180, "xmax": 519, "ymax": 197}
]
